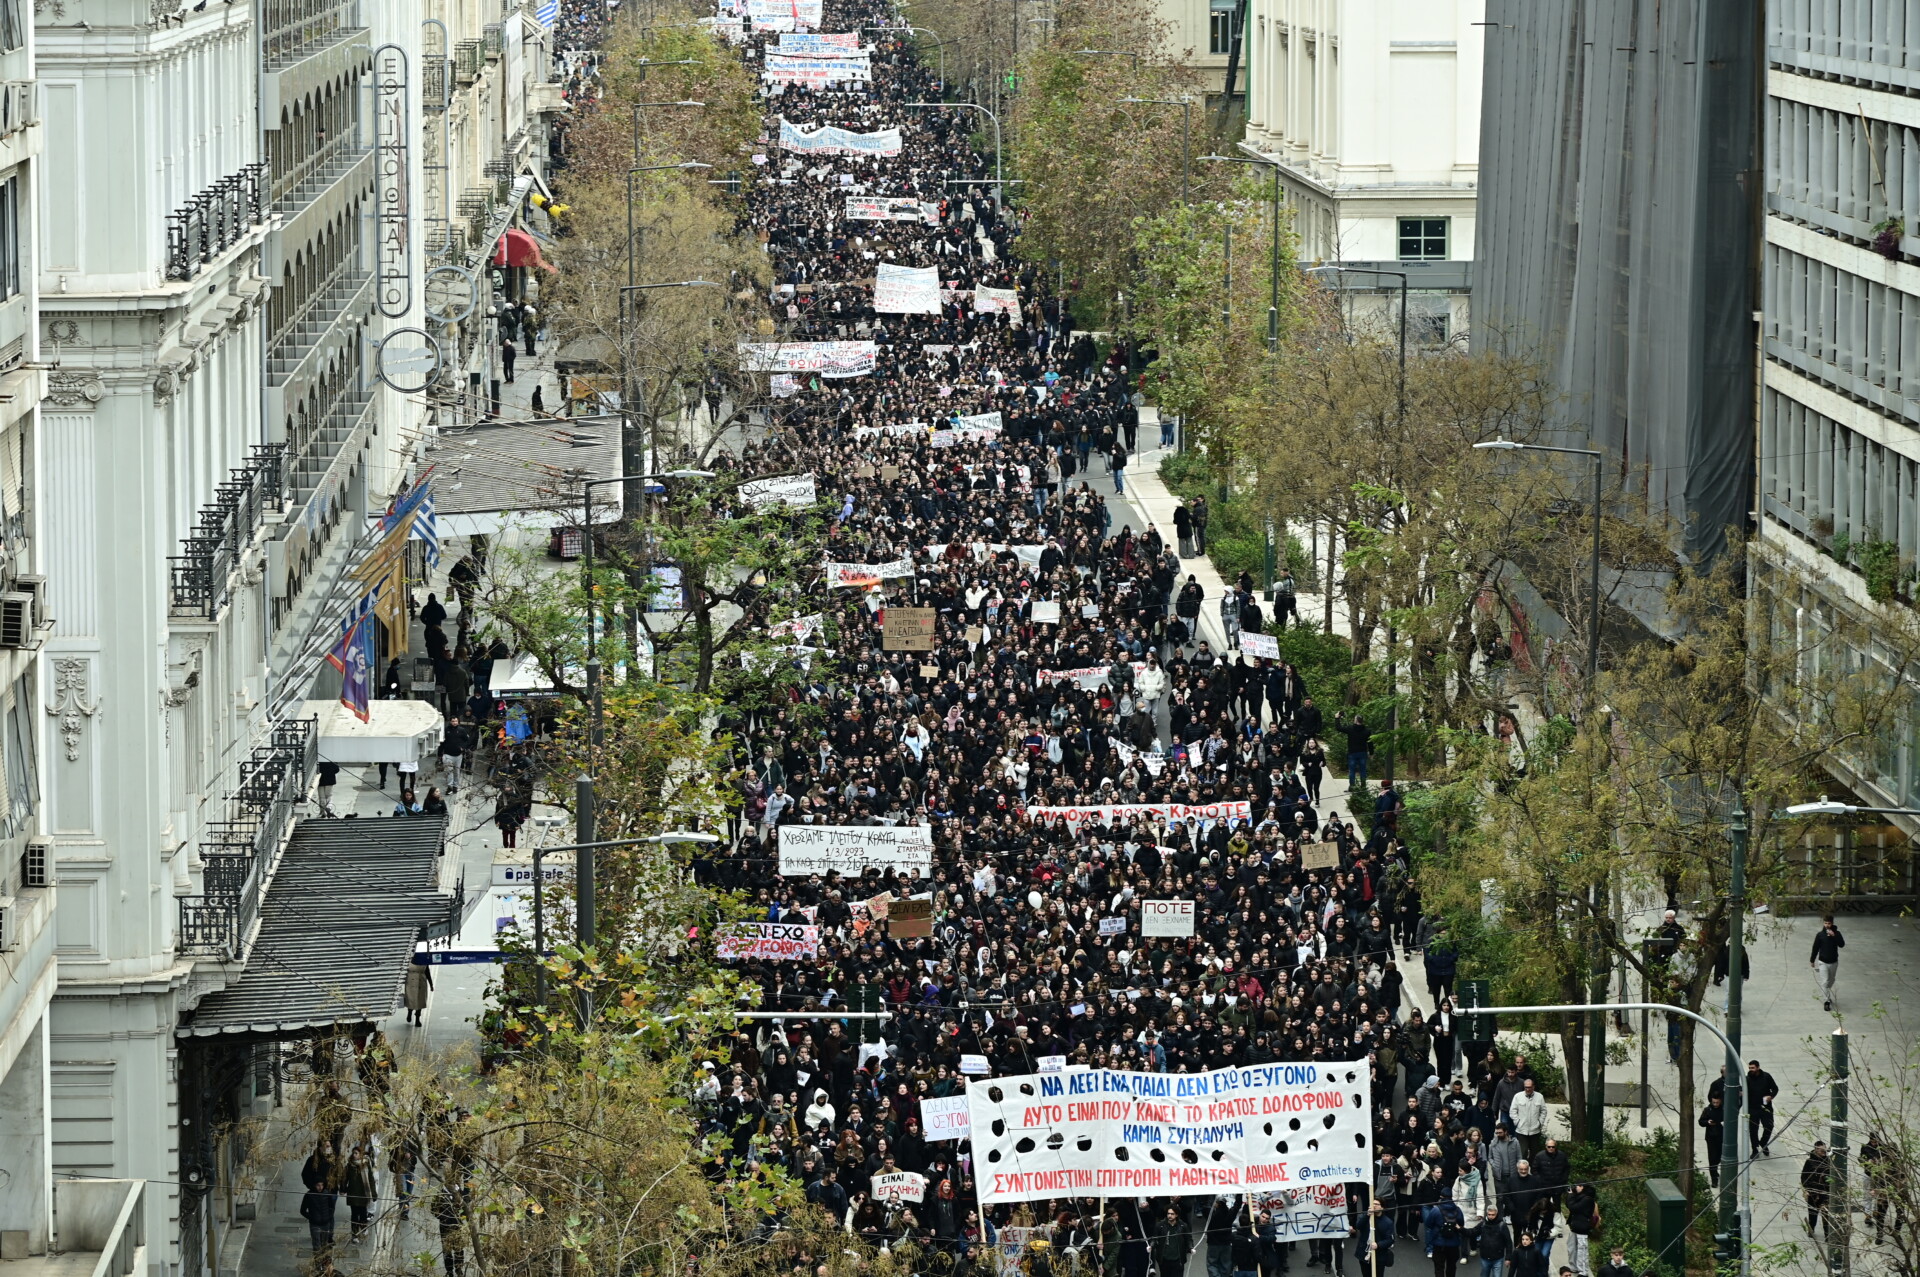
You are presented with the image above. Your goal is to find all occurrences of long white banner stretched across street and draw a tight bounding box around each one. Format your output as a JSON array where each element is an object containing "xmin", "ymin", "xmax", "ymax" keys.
[
  {"xmin": 739, "ymin": 340, "xmax": 877, "ymax": 377},
  {"xmin": 763, "ymin": 53, "xmax": 870, "ymax": 85},
  {"xmin": 1023, "ymin": 800, "xmax": 1253, "ymax": 825},
  {"xmin": 967, "ymin": 1062, "xmax": 1372, "ymax": 1203},
  {"xmin": 778, "ymin": 823, "xmax": 934, "ymax": 876},
  {"xmin": 846, "ymin": 195, "xmax": 939, "ymax": 224},
  {"xmin": 779, "ymin": 119, "xmax": 903, "ymax": 156}
]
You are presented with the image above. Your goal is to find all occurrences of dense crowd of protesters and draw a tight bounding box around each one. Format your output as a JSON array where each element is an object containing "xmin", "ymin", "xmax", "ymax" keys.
[{"xmin": 658, "ymin": 3, "xmax": 1627, "ymax": 1276}]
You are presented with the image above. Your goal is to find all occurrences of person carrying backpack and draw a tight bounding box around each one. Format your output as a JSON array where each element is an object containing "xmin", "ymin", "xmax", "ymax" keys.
[{"xmin": 1425, "ymin": 1196, "xmax": 1467, "ymax": 1277}]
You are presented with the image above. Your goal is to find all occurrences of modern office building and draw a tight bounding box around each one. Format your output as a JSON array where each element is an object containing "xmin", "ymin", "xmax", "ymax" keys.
[
  {"xmin": 1237, "ymin": 0, "xmax": 1482, "ymax": 345},
  {"xmin": 1753, "ymin": 4, "xmax": 1920, "ymax": 864}
]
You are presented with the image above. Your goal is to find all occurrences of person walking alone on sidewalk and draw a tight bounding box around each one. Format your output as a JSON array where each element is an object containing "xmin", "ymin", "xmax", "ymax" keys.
[
  {"xmin": 1191, "ymin": 494, "xmax": 1210, "ymax": 553},
  {"xmin": 1810, "ymin": 914, "xmax": 1845, "ymax": 1011},
  {"xmin": 1110, "ymin": 441, "xmax": 1127, "ymax": 494}
]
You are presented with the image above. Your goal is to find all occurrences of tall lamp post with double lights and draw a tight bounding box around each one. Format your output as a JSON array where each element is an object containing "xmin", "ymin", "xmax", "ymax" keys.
[
  {"xmin": 570, "ymin": 470, "xmax": 716, "ymax": 960},
  {"xmin": 1475, "ymin": 434, "xmax": 1609, "ymax": 1144},
  {"xmin": 903, "ymin": 102, "xmax": 1002, "ymax": 209}
]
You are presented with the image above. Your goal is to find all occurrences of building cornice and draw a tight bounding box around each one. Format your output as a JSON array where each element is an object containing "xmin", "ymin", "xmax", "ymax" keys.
[{"xmin": 1235, "ymin": 142, "xmax": 1476, "ymax": 200}]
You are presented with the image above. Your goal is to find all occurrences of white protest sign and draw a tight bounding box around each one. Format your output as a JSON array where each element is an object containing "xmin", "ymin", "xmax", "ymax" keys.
[
  {"xmin": 739, "ymin": 340, "xmax": 877, "ymax": 377},
  {"xmin": 960, "ymin": 1054, "xmax": 992, "ymax": 1076},
  {"xmin": 1141, "ymin": 899, "xmax": 1197, "ymax": 937},
  {"xmin": 1099, "ymin": 916, "xmax": 1127, "ymax": 937},
  {"xmin": 1240, "ymin": 631, "xmax": 1280, "ymax": 660},
  {"xmin": 968, "ymin": 1061, "xmax": 1373, "ymax": 1203},
  {"xmin": 975, "ymin": 285, "xmax": 1021, "ymax": 319},
  {"xmin": 874, "ymin": 262, "xmax": 943, "ymax": 315},
  {"xmin": 825, "ymin": 558, "xmax": 914, "ymax": 589},
  {"xmin": 777, "ymin": 823, "xmax": 934, "ymax": 876},
  {"xmin": 1253, "ymin": 1184, "xmax": 1354, "ymax": 1237},
  {"xmin": 768, "ymin": 613, "xmax": 825, "ymax": 643},
  {"xmin": 769, "ymin": 373, "xmax": 801, "ymax": 398},
  {"xmin": 746, "ymin": 0, "xmax": 823, "ymax": 29},
  {"xmin": 872, "ymin": 1171, "xmax": 928, "ymax": 1203},
  {"xmin": 1035, "ymin": 664, "xmax": 1150, "ymax": 691},
  {"xmin": 921, "ymin": 1093, "xmax": 973, "ymax": 1142},
  {"xmin": 1030, "ymin": 600, "xmax": 1061, "ymax": 625},
  {"xmin": 1024, "ymin": 801, "xmax": 1252, "ymax": 827},
  {"xmin": 846, "ymin": 195, "xmax": 938, "ymax": 223},
  {"xmin": 739, "ymin": 473, "xmax": 818, "ymax": 508},
  {"xmin": 1038, "ymin": 1055, "xmax": 1067, "ymax": 1074},
  {"xmin": 715, "ymin": 922, "xmax": 821, "ymax": 960},
  {"xmin": 954, "ymin": 410, "xmax": 1003, "ymax": 431}
]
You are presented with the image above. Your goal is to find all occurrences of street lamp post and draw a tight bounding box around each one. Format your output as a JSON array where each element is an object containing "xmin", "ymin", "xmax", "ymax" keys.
[
  {"xmin": 1475, "ymin": 434, "xmax": 1608, "ymax": 1144},
  {"xmin": 616, "ymin": 275, "xmax": 719, "ymax": 506},
  {"xmin": 1119, "ymin": 96, "xmax": 1192, "ymax": 202},
  {"xmin": 904, "ymin": 102, "xmax": 1002, "ymax": 209},
  {"xmin": 1479, "ymin": 1001, "xmax": 1750, "ymax": 1277},
  {"xmin": 1200, "ymin": 154, "xmax": 1283, "ymax": 351},
  {"xmin": 572, "ymin": 469, "xmax": 718, "ymax": 970}
]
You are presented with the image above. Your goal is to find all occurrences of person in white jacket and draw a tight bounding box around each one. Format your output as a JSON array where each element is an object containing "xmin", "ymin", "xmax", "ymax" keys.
[
  {"xmin": 1135, "ymin": 656, "xmax": 1169, "ymax": 734},
  {"xmin": 1452, "ymin": 1146, "xmax": 1495, "ymax": 1235},
  {"xmin": 1509, "ymin": 1079, "xmax": 1551, "ymax": 1160}
]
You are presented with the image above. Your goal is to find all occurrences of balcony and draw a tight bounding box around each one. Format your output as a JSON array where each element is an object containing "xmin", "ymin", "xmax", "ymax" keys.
[
  {"xmin": 0, "ymin": 1181, "xmax": 147, "ymax": 1277},
  {"xmin": 268, "ymin": 266, "xmax": 373, "ymax": 387},
  {"xmin": 454, "ymin": 39, "xmax": 483, "ymax": 84},
  {"xmin": 168, "ymin": 447, "xmax": 286, "ymax": 621},
  {"xmin": 178, "ymin": 720, "xmax": 317, "ymax": 961},
  {"xmin": 483, "ymin": 22, "xmax": 504, "ymax": 60},
  {"xmin": 271, "ymin": 129, "xmax": 369, "ymax": 215},
  {"xmin": 165, "ymin": 166, "xmax": 267, "ymax": 284},
  {"xmin": 262, "ymin": 0, "xmax": 362, "ymax": 72}
]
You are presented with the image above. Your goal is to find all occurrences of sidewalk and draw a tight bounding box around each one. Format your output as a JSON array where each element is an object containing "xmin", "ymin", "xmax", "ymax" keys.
[{"xmin": 1119, "ymin": 406, "xmax": 1354, "ymax": 653}]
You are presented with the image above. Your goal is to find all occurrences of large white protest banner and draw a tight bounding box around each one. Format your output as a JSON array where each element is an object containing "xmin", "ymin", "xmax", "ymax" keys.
[
  {"xmin": 763, "ymin": 53, "xmax": 871, "ymax": 85},
  {"xmin": 1141, "ymin": 899, "xmax": 1197, "ymax": 937},
  {"xmin": 825, "ymin": 558, "xmax": 913, "ymax": 588},
  {"xmin": 715, "ymin": 922, "xmax": 821, "ymax": 960},
  {"xmin": 1035, "ymin": 663, "xmax": 1148, "ymax": 691},
  {"xmin": 768, "ymin": 612, "xmax": 825, "ymax": 643},
  {"xmin": 738, "ymin": 340, "xmax": 877, "ymax": 377},
  {"xmin": 874, "ymin": 263, "xmax": 942, "ymax": 315},
  {"xmin": 975, "ymin": 285, "xmax": 1021, "ymax": 320},
  {"xmin": 745, "ymin": 0, "xmax": 822, "ymax": 29},
  {"xmin": 953, "ymin": 410, "xmax": 1003, "ymax": 431},
  {"xmin": 1240, "ymin": 631, "xmax": 1280, "ymax": 660},
  {"xmin": 740, "ymin": 473, "xmax": 818, "ymax": 508},
  {"xmin": 921, "ymin": 1094, "xmax": 973, "ymax": 1142},
  {"xmin": 779, "ymin": 119, "xmax": 902, "ymax": 156},
  {"xmin": 846, "ymin": 195, "xmax": 939, "ymax": 224},
  {"xmin": 1253, "ymin": 1185, "xmax": 1353, "ymax": 1238},
  {"xmin": 776, "ymin": 31, "xmax": 860, "ymax": 51},
  {"xmin": 778, "ymin": 823, "xmax": 934, "ymax": 875},
  {"xmin": 1023, "ymin": 800, "xmax": 1253, "ymax": 826},
  {"xmin": 967, "ymin": 1061, "xmax": 1372, "ymax": 1204}
]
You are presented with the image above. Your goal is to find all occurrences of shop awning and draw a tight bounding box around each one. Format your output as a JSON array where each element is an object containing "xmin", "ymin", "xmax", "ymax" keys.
[
  {"xmin": 177, "ymin": 816, "xmax": 456, "ymax": 1041},
  {"xmin": 493, "ymin": 227, "xmax": 557, "ymax": 272},
  {"xmin": 302, "ymin": 698, "xmax": 445, "ymax": 764}
]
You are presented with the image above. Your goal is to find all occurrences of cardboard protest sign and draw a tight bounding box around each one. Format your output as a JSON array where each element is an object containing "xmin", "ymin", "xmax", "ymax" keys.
[
  {"xmin": 960, "ymin": 1054, "xmax": 991, "ymax": 1075},
  {"xmin": 777, "ymin": 825, "xmax": 934, "ymax": 876},
  {"xmin": 715, "ymin": 922, "xmax": 821, "ymax": 960},
  {"xmin": 872, "ymin": 1171, "xmax": 927, "ymax": 1203},
  {"xmin": 968, "ymin": 1061, "xmax": 1373, "ymax": 1203},
  {"xmin": 1030, "ymin": 600, "xmax": 1062, "ymax": 624},
  {"xmin": 888, "ymin": 895, "xmax": 934, "ymax": 937},
  {"xmin": 921, "ymin": 1093, "xmax": 972, "ymax": 1141},
  {"xmin": 882, "ymin": 607, "xmax": 937, "ymax": 651},
  {"xmin": 1301, "ymin": 844, "xmax": 1340, "ymax": 871},
  {"xmin": 1141, "ymin": 899, "xmax": 1196, "ymax": 937},
  {"xmin": 918, "ymin": 664, "xmax": 940, "ymax": 679}
]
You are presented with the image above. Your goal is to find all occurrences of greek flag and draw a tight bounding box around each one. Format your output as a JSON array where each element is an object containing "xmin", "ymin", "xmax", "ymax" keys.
[
  {"xmin": 535, "ymin": 0, "xmax": 559, "ymax": 26},
  {"xmin": 383, "ymin": 473, "xmax": 441, "ymax": 568}
]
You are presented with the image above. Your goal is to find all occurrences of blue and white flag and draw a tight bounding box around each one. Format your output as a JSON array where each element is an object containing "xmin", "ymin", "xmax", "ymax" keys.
[
  {"xmin": 325, "ymin": 592, "xmax": 378, "ymax": 723},
  {"xmin": 535, "ymin": 0, "xmax": 559, "ymax": 26},
  {"xmin": 384, "ymin": 473, "xmax": 441, "ymax": 568}
]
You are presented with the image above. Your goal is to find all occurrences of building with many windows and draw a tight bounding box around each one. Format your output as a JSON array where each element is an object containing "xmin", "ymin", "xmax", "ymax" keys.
[
  {"xmin": 1236, "ymin": 0, "xmax": 1481, "ymax": 345},
  {"xmin": 1753, "ymin": 3, "xmax": 1920, "ymax": 876}
]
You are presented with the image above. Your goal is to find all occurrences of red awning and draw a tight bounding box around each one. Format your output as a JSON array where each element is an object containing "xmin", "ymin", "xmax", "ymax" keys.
[{"xmin": 493, "ymin": 227, "xmax": 557, "ymax": 272}]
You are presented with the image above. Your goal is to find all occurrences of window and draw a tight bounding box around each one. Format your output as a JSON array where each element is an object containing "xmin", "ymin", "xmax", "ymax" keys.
[
  {"xmin": 0, "ymin": 178, "xmax": 19, "ymax": 303},
  {"xmin": 1210, "ymin": 8, "xmax": 1236, "ymax": 55},
  {"xmin": 1397, "ymin": 217, "xmax": 1448, "ymax": 261}
]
